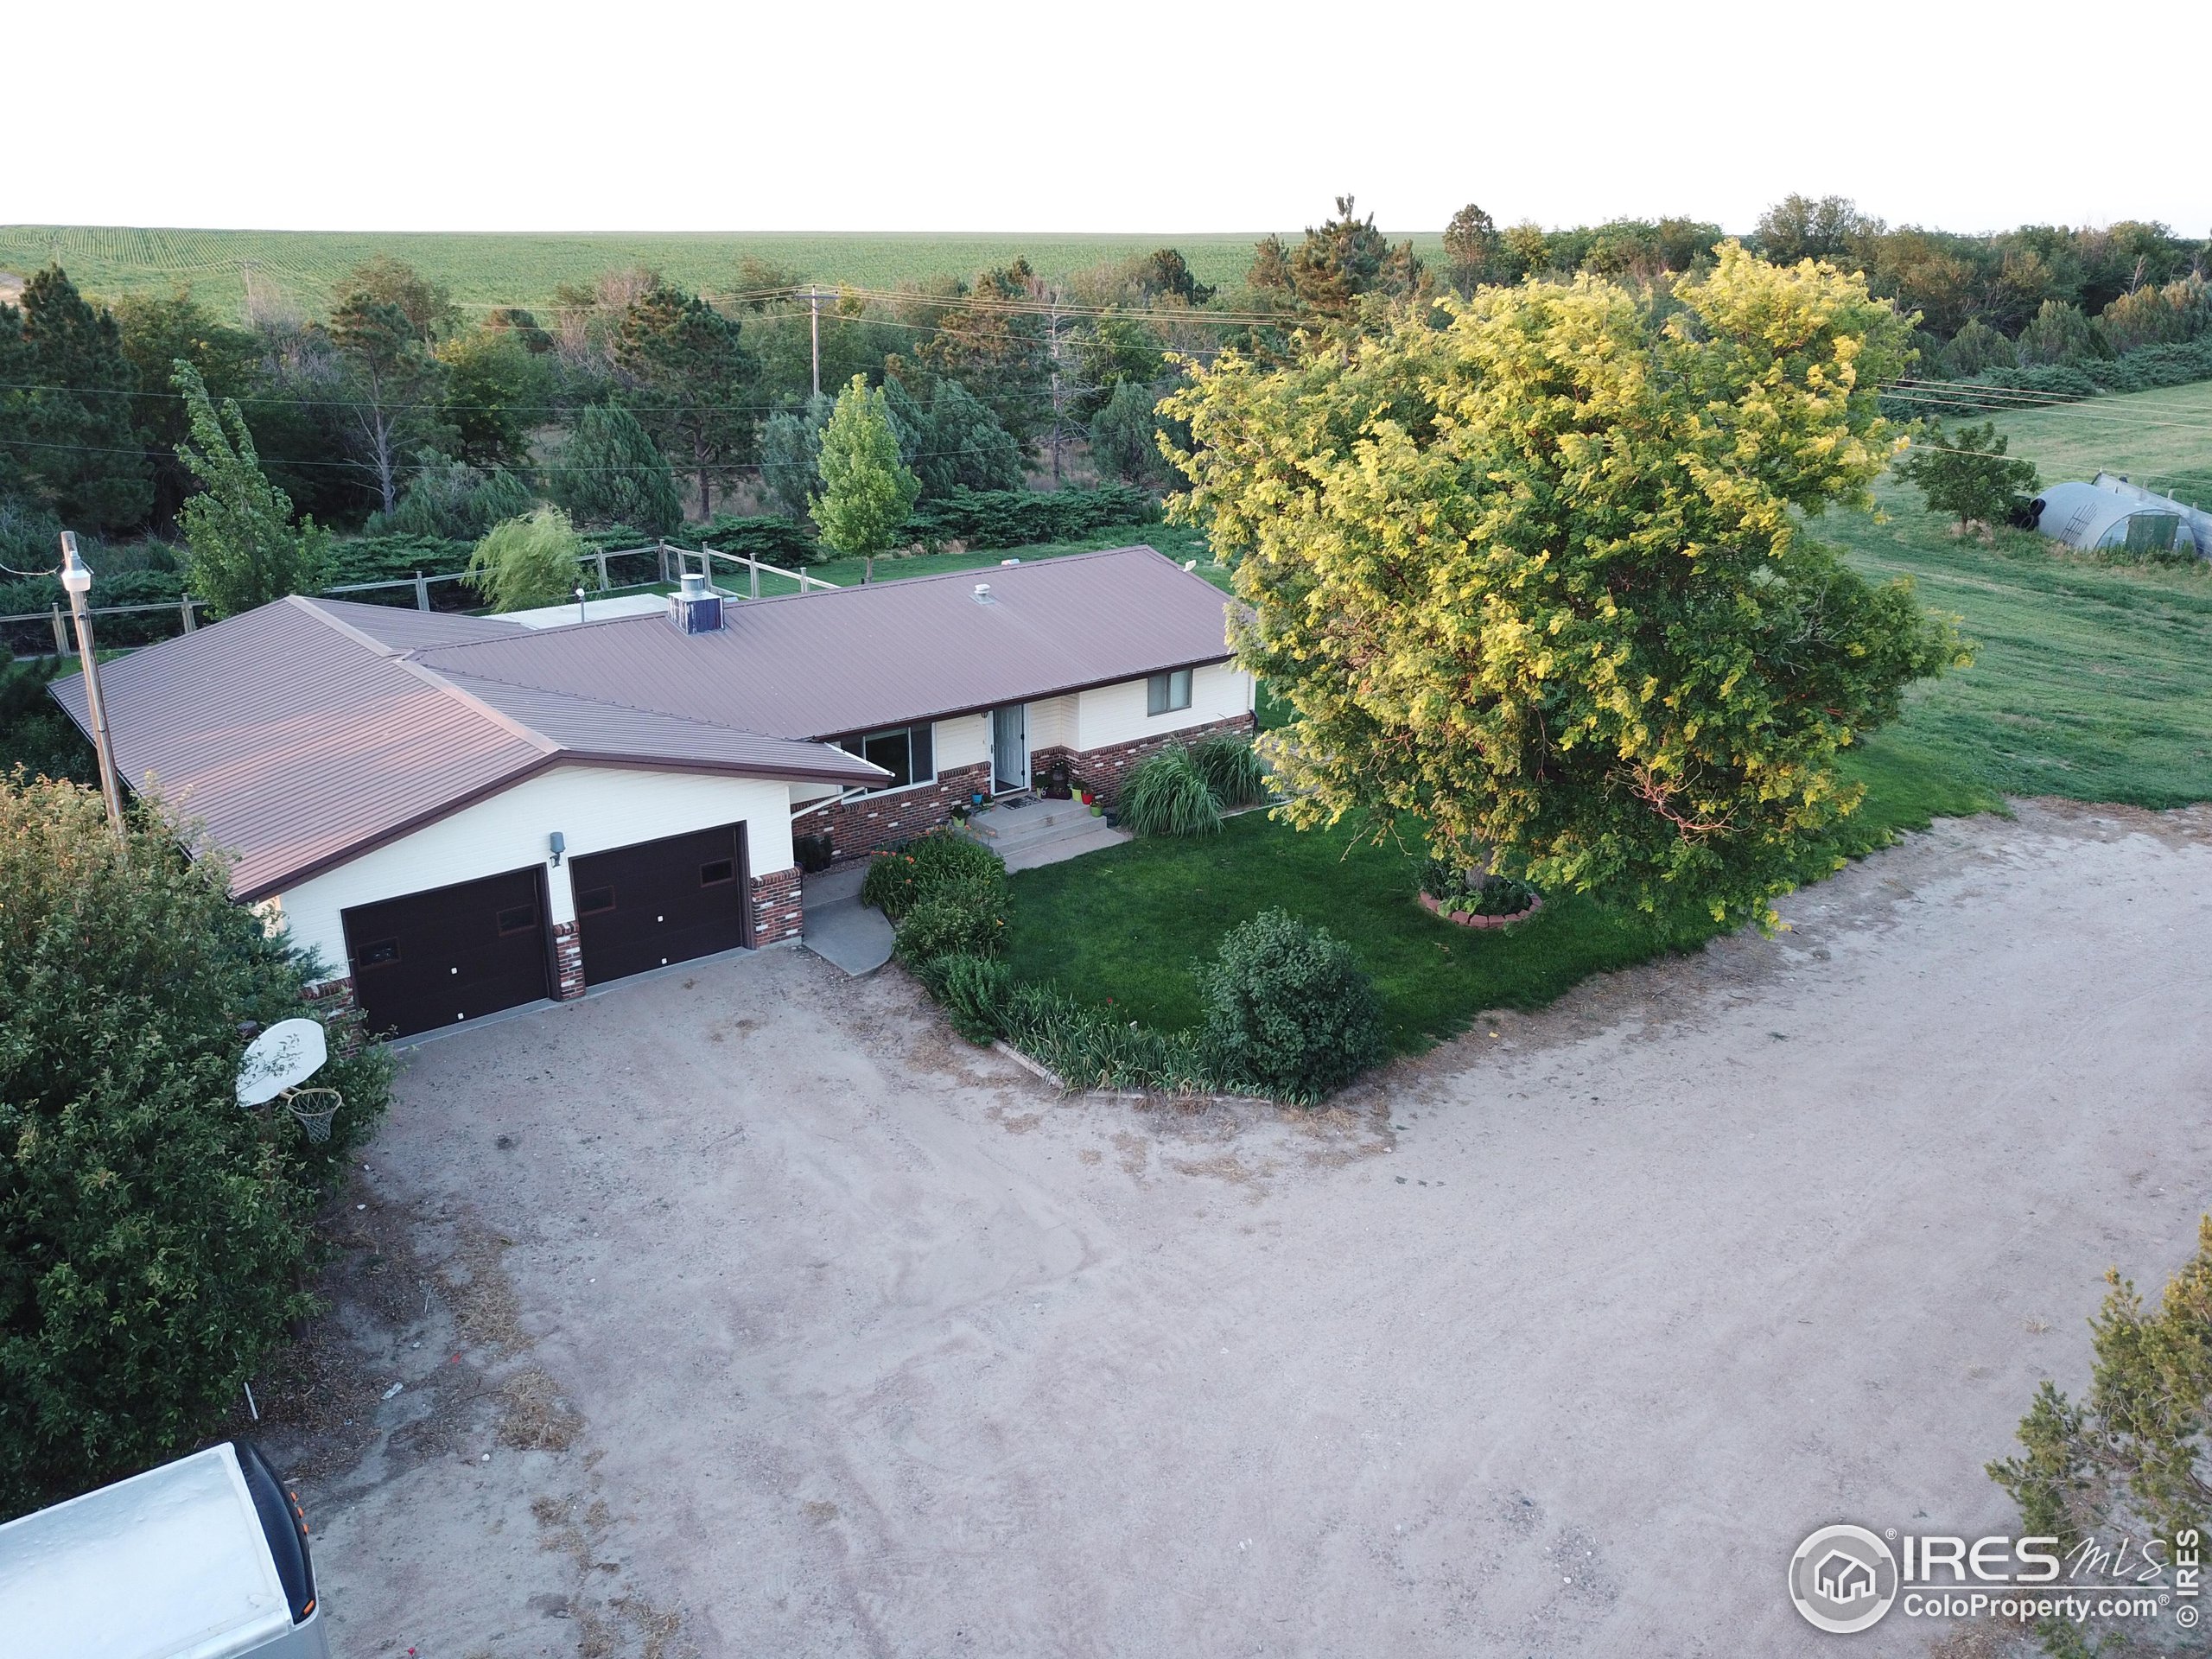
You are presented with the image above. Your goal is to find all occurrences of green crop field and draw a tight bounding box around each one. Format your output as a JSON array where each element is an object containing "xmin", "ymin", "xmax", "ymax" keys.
[
  {"xmin": 1975, "ymin": 377, "xmax": 2212, "ymax": 505},
  {"xmin": 0, "ymin": 227, "xmax": 1444, "ymax": 323}
]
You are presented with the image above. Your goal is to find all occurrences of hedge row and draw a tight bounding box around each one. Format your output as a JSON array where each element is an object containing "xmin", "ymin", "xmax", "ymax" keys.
[
  {"xmin": 1882, "ymin": 339, "xmax": 2212, "ymax": 420},
  {"xmin": 901, "ymin": 485, "xmax": 1159, "ymax": 551}
]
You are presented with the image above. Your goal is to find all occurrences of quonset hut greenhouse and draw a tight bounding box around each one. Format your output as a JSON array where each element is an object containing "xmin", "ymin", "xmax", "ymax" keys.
[{"xmin": 2030, "ymin": 473, "xmax": 2210, "ymax": 557}]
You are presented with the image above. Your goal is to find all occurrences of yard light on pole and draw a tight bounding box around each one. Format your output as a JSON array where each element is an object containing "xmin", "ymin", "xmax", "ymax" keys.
[{"xmin": 59, "ymin": 531, "xmax": 127, "ymax": 849}]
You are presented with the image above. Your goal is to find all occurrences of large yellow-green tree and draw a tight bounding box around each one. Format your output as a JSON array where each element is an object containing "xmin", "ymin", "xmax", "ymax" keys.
[{"xmin": 1165, "ymin": 245, "xmax": 1967, "ymax": 926}]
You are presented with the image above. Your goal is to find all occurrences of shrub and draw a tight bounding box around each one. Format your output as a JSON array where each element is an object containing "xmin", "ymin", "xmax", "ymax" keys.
[
  {"xmin": 860, "ymin": 830, "xmax": 1005, "ymax": 922},
  {"xmin": 1189, "ymin": 734, "xmax": 1269, "ymax": 808},
  {"xmin": 893, "ymin": 874, "xmax": 1008, "ymax": 967},
  {"xmin": 918, "ymin": 952, "xmax": 1013, "ymax": 1044},
  {"xmin": 467, "ymin": 506, "xmax": 587, "ymax": 613},
  {"xmin": 1119, "ymin": 744, "xmax": 1223, "ymax": 837},
  {"xmin": 1198, "ymin": 909, "xmax": 1386, "ymax": 1103},
  {"xmin": 0, "ymin": 773, "xmax": 391, "ymax": 1518}
]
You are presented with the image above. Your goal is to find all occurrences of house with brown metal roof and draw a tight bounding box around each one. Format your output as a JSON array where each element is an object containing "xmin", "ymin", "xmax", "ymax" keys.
[{"xmin": 51, "ymin": 545, "xmax": 1254, "ymax": 1039}]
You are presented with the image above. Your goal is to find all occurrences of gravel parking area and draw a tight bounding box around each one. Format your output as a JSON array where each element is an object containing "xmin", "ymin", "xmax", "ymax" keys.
[{"xmin": 273, "ymin": 801, "xmax": 2212, "ymax": 1657}]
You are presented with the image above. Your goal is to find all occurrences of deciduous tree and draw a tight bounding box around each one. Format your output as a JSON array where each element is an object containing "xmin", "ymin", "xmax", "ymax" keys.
[
  {"xmin": 113, "ymin": 289, "xmax": 258, "ymax": 528},
  {"xmin": 172, "ymin": 362, "xmax": 329, "ymax": 618},
  {"xmin": 1443, "ymin": 203, "xmax": 1503, "ymax": 294},
  {"xmin": 328, "ymin": 292, "xmax": 450, "ymax": 517},
  {"xmin": 812, "ymin": 374, "xmax": 919, "ymax": 566},
  {"xmin": 1895, "ymin": 420, "xmax": 2039, "ymax": 530},
  {"xmin": 1165, "ymin": 245, "xmax": 1966, "ymax": 927},
  {"xmin": 467, "ymin": 506, "xmax": 585, "ymax": 612},
  {"xmin": 0, "ymin": 772, "xmax": 390, "ymax": 1519}
]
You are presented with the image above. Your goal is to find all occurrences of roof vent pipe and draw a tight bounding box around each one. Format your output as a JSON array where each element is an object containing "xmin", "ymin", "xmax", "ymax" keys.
[{"xmin": 973, "ymin": 582, "xmax": 993, "ymax": 603}]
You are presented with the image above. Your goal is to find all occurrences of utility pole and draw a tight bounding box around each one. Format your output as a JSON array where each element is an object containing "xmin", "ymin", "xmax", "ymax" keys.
[
  {"xmin": 807, "ymin": 288, "xmax": 824, "ymax": 399},
  {"xmin": 58, "ymin": 531, "xmax": 126, "ymax": 848}
]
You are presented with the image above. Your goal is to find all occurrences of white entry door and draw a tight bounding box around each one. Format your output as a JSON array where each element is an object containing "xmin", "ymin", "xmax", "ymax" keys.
[{"xmin": 992, "ymin": 704, "xmax": 1029, "ymax": 793}]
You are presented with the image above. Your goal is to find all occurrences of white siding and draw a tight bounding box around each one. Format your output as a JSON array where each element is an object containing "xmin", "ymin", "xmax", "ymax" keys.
[
  {"xmin": 274, "ymin": 765, "xmax": 797, "ymax": 976},
  {"xmin": 1027, "ymin": 694, "xmax": 1077, "ymax": 751},
  {"xmin": 933, "ymin": 711, "xmax": 991, "ymax": 772},
  {"xmin": 1077, "ymin": 662, "xmax": 1252, "ymax": 750}
]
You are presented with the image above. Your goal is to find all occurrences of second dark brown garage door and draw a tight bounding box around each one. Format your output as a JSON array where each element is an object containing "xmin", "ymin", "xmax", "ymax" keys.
[{"xmin": 569, "ymin": 823, "xmax": 751, "ymax": 988}]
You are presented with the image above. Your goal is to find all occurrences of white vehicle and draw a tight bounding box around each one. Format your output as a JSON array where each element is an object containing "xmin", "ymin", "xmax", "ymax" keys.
[{"xmin": 0, "ymin": 1440, "xmax": 327, "ymax": 1659}]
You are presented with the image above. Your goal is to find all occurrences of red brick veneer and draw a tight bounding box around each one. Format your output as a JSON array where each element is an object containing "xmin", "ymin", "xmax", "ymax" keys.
[
  {"xmin": 795, "ymin": 760, "xmax": 995, "ymax": 864},
  {"xmin": 1041, "ymin": 713, "xmax": 1259, "ymax": 808},
  {"xmin": 752, "ymin": 866, "xmax": 804, "ymax": 944},
  {"xmin": 794, "ymin": 718, "xmax": 1262, "ymax": 861},
  {"xmin": 551, "ymin": 920, "xmax": 585, "ymax": 998}
]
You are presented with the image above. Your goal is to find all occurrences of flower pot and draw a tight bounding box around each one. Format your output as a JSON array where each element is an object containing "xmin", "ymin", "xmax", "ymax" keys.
[{"xmin": 1090, "ymin": 804, "xmax": 1103, "ymax": 817}]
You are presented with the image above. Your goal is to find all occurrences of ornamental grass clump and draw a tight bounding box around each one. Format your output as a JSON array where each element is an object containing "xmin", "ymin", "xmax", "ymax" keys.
[
  {"xmin": 1189, "ymin": 734, "xmax": 1270, "ymax": 809},
  {"xmin": 1118, "ymin": 744, "xmax": 1223, "ymax": 838},
  {"xmin": 1198, "ymin": 909, "xmax": 1385, "ymax": 1103}
]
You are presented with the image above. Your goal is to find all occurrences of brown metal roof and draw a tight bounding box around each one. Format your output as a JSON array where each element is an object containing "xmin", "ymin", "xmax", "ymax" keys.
[
  {"xmin": 49, "ymin": 546, "xmax": 1236, "ymax": 901},
  {"xmin": 405, "ymin": 544, "xmax": 1237, "ymax": 738},
  {"xmin": 49, "ymin": 596, "xmax": 884, "ymax": 900}
]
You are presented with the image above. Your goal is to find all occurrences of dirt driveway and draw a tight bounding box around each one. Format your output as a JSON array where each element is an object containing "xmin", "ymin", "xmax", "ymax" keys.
[{"xmin": 270, "ymin": 802, "xmax": 2212, "ymax": 1658}]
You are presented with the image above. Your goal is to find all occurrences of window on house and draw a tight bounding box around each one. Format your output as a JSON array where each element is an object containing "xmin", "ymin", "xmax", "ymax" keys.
[
  {"xmin": 699, "ymin": 857, "xmax": 735, "ymax": 887},
  {"xmin": 1147, "ymin": 669, "xmax": 1193, "ymax": 716},
  {"xmin": 835, "ymin": 721, "xmax": 937, "ymax": 792}
]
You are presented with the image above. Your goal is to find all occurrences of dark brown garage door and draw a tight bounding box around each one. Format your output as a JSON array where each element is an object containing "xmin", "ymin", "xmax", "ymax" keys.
[
  {"xmin": 569, "ymin": 823, "xmax": 751, "ymax": 988},
  {"xmin": 341, "ymin": 867, "xmax": 553, "ymax": 1039}
]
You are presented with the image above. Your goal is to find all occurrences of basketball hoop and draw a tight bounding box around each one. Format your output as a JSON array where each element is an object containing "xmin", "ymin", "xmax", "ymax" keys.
[{"xmin": 283, "ymin": 1087, "xmax": 343, "ymax": 1144}]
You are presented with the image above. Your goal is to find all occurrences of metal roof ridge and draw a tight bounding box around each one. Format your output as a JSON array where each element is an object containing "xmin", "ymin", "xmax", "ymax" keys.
[
  {"xmin": 289, "ymin": 601, "xmax": 563, "ymax": 757},
  {"xmin": 431, "ymin": 665, "xmax": 870, "ymax": 760}
]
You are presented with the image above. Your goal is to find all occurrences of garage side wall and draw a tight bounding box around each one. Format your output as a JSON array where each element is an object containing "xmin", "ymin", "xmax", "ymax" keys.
[{"xmin": 272, "ymin": 765, "xmax": 798, "ymax": 978}]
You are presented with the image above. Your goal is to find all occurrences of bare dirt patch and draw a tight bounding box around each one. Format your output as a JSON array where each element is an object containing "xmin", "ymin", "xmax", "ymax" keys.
[{"xmin": 273, "ymin": 806, "xmax": 2212, "ymax": 1656}]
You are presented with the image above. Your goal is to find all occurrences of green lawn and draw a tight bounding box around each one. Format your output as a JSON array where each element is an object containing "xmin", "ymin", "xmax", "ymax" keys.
[{"xmin": 1006, "ymin": 426, "xmax": 2212, "ymax": 1046}]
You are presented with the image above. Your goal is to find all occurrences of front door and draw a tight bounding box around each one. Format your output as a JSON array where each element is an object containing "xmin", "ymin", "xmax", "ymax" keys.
[{"xmin": 992, "ymin": 704, "xmax": 1028, "ymax": 793}]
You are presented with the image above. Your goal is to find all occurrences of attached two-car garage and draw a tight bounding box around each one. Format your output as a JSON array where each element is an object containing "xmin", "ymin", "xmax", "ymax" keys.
[{"xmin": 341, "ymin": 822, "xmax": 754, "ymax": 1039}]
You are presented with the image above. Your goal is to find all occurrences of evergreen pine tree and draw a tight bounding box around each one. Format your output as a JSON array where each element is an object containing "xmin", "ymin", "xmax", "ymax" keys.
[{"xmin": 0, "ymin": 268, "xmax": 152, "ymax": 531}]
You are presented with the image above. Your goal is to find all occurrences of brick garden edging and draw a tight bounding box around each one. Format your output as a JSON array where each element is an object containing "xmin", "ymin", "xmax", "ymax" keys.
[{"xmin": 1416, "ymin": 889, "xmax": 1543, "ymax": 930}]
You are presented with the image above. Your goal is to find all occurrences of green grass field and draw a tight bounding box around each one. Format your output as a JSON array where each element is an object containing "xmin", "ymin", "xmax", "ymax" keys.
[
  {"xmin": 1976, "ymin": 376, "xmax": 2212, "ymax": 504},
  {"xmin": 1005, "ymin": 380, "xmax": 2212, "ymax": 1048},
  {"xmin": 0, "ymin": 228, "xmax": 1443, "ymax": 323}
]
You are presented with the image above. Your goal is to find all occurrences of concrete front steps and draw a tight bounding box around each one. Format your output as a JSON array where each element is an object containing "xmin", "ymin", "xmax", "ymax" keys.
[{"xmin": 960, "ymin": 795, "xmax": 1130, "ymax": 872}]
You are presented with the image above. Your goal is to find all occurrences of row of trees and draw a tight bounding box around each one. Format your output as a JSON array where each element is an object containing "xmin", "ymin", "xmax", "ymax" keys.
[{"xmin": 3, "ymin": 196, "xmax": 2207, "ymax": 577}]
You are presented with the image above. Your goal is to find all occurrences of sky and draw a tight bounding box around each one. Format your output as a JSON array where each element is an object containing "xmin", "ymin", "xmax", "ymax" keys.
[{"xmin": 12, "ymin": 0, "xmax": 2209, "ymax": 237}]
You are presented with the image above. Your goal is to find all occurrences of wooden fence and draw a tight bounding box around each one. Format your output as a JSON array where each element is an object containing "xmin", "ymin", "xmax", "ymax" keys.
[{"xmin": 2, "ymin": 538, "xmax": 839, "ymax": 660}]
